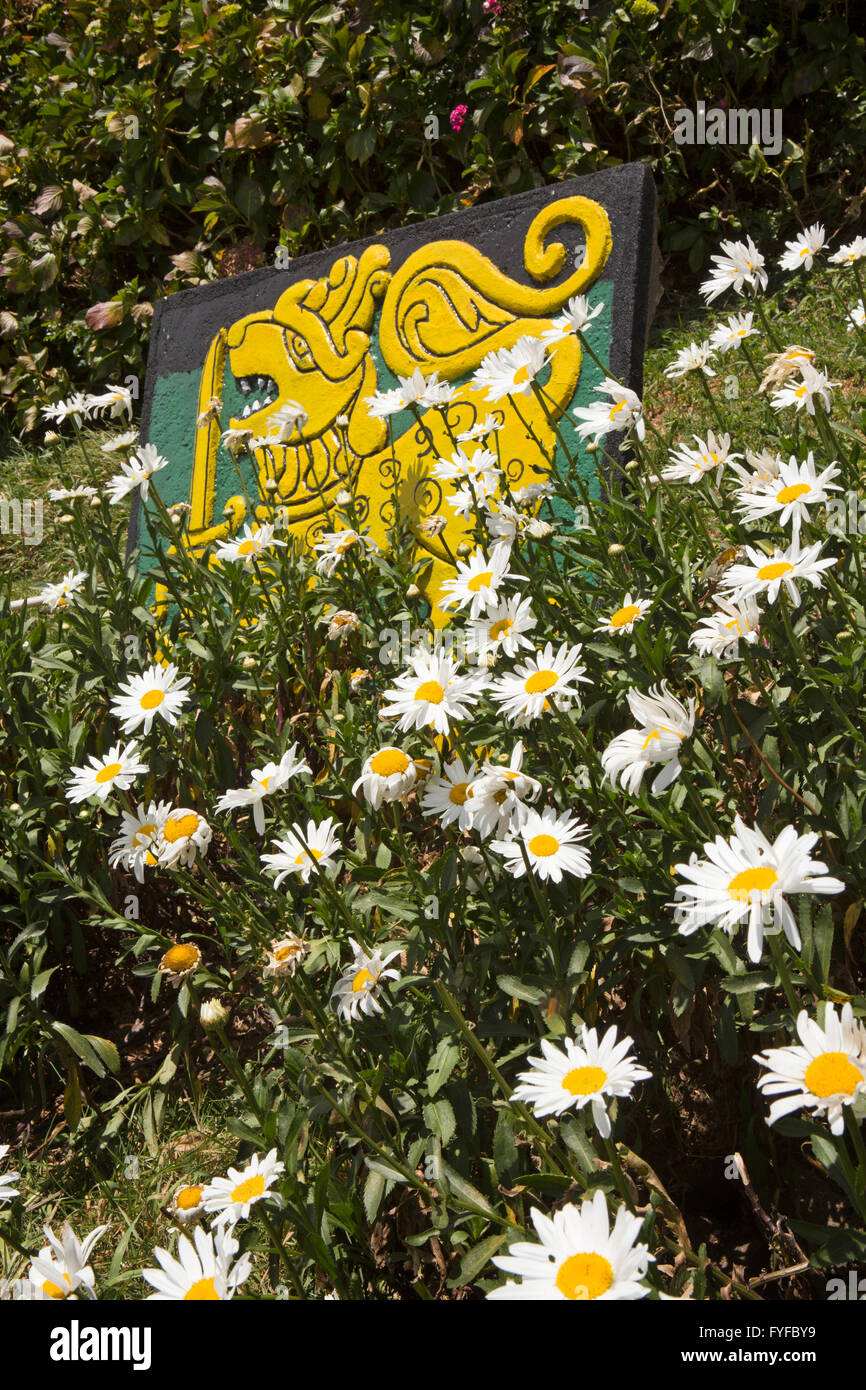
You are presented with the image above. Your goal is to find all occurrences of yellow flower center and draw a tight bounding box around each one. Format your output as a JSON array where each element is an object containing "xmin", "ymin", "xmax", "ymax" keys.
[
  {"xmin": 562, "ymin": 1064, "xmax": 607, "ymax": 1096},
  {"xmin": 489, "ymin": 618, "xmax": 513, "ymax": 641},
  {"xmin": 555, "ymin": 1251, "xmax": 614, "ymax": 1300},
  {"xmin": 184, "ymin": 1277, "xmax": 220, "ymax": 1300},
  {"xmin": 352, "ymin": 968, "xmax": 375, "ymax": 993},
  {"xmin": 449, "ymin": 782, "xmax": 470, "ymax": 805},
  {"xmin": 231, "ymin": 1174, "xmax": 266, "ymax": 1205},
  {"xmin": 528, "ymin": 833, "xmax": 559, "ymax": 857},
  {"xmin": 294, "ymin": 847, "xmax": 323, "ymax": 866},
  {"xmin": 139, "ymin": 688, "xmax": 165, "ymax": 709},
  {"xmin": 237, "ymin": 539, "xmax": 256, "ymax": 556},
  {"xmin": 257, "ymin": 776, "xmax": 271, "ymax": 791},
  {"xmin": 95, "ymin": 761, "xmax": 123, "ymax": 783},
  {"xmin": 524, "ymin": 669, "xmax": 557, "ymax": 694},
  {"xmin": 161, "ymin": 943, "xmax": 200, "ymax": 973},
  {"xmin": 163, "ymin": 813, "xmax": 200, "ymax": 843},
  {"xmin": 176, "ymin": 1185, "xmax": 204, "ymax": 1211},
  {"xmin": 776, "ymin": 483, "xmax": 810, "ymax": 504},
  {"xmin": 467, "ymin": 570, "xmax": 494, "ymax": 593},
  {"xmin": 609, "ymin": 400, "xmax": 627, "ymax": 419},
  {"xmin": 803, "ymin": 1052, "xmax": 864, "ymax": 1099},
  {"xmin": 513, "ymin": 364, "xmax": 531, "ymax": 385},
  {"xmin": 414, "ymin": 680, "xmax": 445, "ymax": 704},
  {"xmin": 610, "ymin": 604, "xmax": 640, "ymax": 629},
  {"xmin": 727, "ymin": 866, "xmax": 779, "ymax": 900},
  {"xmin": 757, "ymin": 561, "xmax": 794, "ymax": 581},
  {"xmin": 370, "ymin": 749, "xmax": 411, "ymax": 777},
  {"xmin": 42, "ymin": 1273, "xmax": 72, "ymax": 1300},
  {"xmin": 336, "ymin": 536, "xmax": 357, "ymax": 554},
  {"xmin": 133, "ymin": 823, "xmax": 157, "ymax": 847},
  {"xmin": 794, "ymin": 385, "xmax": 808, "ymax": 398}
]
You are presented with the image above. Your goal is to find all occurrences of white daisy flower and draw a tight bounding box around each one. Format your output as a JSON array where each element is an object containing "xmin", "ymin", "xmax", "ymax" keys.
[
  {"xmin": 468, "ymin": 741, "xmax": 541, "ymax": 838},
  {"xmin": 86, "ymin": 384, "xmax": 134, "ymax": 420},
  {"xmin": 719, "ymin": 538, "xmax": 837, "ymax": 607},
  {"xmin": 699, "ymin": 237, "xmax": 768, "ymax": 303},
  {"xmin": 109, "ymin": 661, "xmax": 192, "ymax": 736},
  {"xmin": 263, "ymin": 932, "xmax": 307, "ymax": 979},
  {"xmin": 512, "ymin": 481, "xmax": 556, "ymax": 505},
  {"xmin": 432, "ymin": 446, "xmax": 500, "ymax": 490},
  {"xmin": 0, "ymin": 1145, "xmax": 20, "ymax": 1204},
  {"xmin": 490, "ymin": 806, "xmax": 590, "ymax": 883},
  {"xmin": 845, "ymin": 299, "xmax": 866, "ymax": 333},
  {"xmin": 688, "ymin": 595, "xmax": 762, "ymax": 660},
  {"xmin": 106, "ymin": 443, "xmax": 168, "ymax": 504},
  {"xmin": 671, "ymin": 816, "xmax": 845, "ymax": 963},
  {"xmin": 662, "ymin": 431, "xmax": 740, "ymax": 486},
  {"xmin": 261, "ymin": 817, "xmax": 342, "ymax": 886},
  {"xmin": 165, "ymin": 1184, "xmax": 207, "ymax": 1228},
  {"xmin": 540, "ymin": 294, "xmax": 604, "ymax": 346},
  {"xmin": 755, "ymin": 1003, "xmax": 866, "ymax": 1136},
  {"xmin": 602, "ymin": 682, "xmax": 695, "ymax": 796},
  {"xmin": 48, "ymin": 485, "xmax": 98, "ymax": 501},
  {"xmin": 595, "ymin": 592, "xmax": 650, "ymax": 635},
  {"xmin": 353, "ymin": 746, "xmax": 419, "ymax": 810},
  {"xmin": 220, "ymin": 426, "xmax": 255, "ymax": 457},
  {"xmin": 572, "ymin": 378, "xmax": 645, "ymax": 443},
  {"xmin": 487, "ymin": 1190, "xmax": 652, "ymax": 1301},
  {"xmin": 459, "ymin": 844, "xmax": 489, "ymax": 890},
  {"xmin": 41, "ymin": 393, "xmax": 91, "ymax": 428},
  {"xmin": 108, "ymin": 799, "xmax": 172, "ymax": 883},
  {"xmin": 663, "ymin": 340, "xmax": 716, "ymax": 379},
  {"xmin": 471, "ymin": 335, "xmax": 548, "ymax": 403},
  {"xmin": 101, "ymin": 430, "xmax": 139, "ymax": 453},
  {"xmin": 155, "ymin": 808, "xmax": 212, "ymax": 869},
  {"xmin": 439, "ymin": 549, "xmax": 522, "ymax": 620},
  {"xmin": 468, "ymin": 595, "xmax": 537, "ymax": 663},
  {"xmin": 366, "ymin": 368, "xmax": 454, "ymax": 418},
  {"xmin": 157, "ymin": 942, "xmax": 203, "ymax": 985},
  {"xmin": 37, "ymin": 568, "xmax": 88, "ymax": 613},
  {"xmin": 489, "ymin": 641, "xmax": 589, "ymax": 726},
  {"xmin": 379, "ymin": 644, "xmax": 485, "ymax": 736},
  {"xmin": 829, "ymin": 237, "xmax": 866, "ymax": 266},
  {"xmin": 456, "ymin": 414, "xmax": 503, "ymax": 443},
  {"xmin": 511, "ymin": 1026, "xmax": 652, "ymax": 1136},
  {"xmin": 214, "ymin": 522, "xmax": 286, "ymax": 566},
  {"xmin": 313, "ymin": 527, "xmax": 379, "ymax": 577},
  {"xmin": 266, "ymin": 399, "xmax": 308, "ymax": 441},
  {"xmin": 778, "ymin": 223, "xmax": 826, "ymax": 273},
  {"xmin": 728, "ymin": 448, "xmax": 784, "ymax": 492},
  {"xmin": 770, "ymin": 363, "xmax": 839, "ymax": 415},
  {"xmin": 330, "ymin": 937, "xmax": 401, "ymax": 1023},
  {"xmin": 709, "ymin": 312, "xmax": 757, "ymax": 353},
  {"xmin": 201, "ymin": 1149, "xmax": 285, "ymax": 1228},
  {"xmin": 734, "ymin": 452, "xmax": 841, "ymax": 536},
  {"xmin": 215, "ymin": 744, "xmax": 311, "ymax": 835},
  {"xmin": 66, "ymin": 740, "xmax": 147, "ymax": 804},
  {"xmin": 28, "ymin": 1223, "xmax": 109, "ymax": 1301},
  {"xmin": 420, "ymin": 756, "xmax": 479, "ymax": 831},
  {"xmin": 143, "ymin": 1224, "xmax": 252, "ymax": 1300}
]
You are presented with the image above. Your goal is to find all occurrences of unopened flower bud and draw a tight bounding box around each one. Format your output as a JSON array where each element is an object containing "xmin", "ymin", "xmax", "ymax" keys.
[{"xmin": 200, "ymin": 997, "xmax": 228, "ymax": 1028}]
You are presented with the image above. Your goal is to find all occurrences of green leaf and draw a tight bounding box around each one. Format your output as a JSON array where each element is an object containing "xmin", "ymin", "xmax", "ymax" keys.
[
  {"xmin": 85, "ymin": 1034, "xmax": 120, "ymax": 1075},
  {"xmin": 496, "ymin": 975, "xmax": 546, "ymax": 1005},
  {"xmin": 493, "ymin": 1108, "xmax": 518, "ymax": 1181},
  {"xmin": 559, "ymin": 1115, "xmax": 599, "ymax": 1175},
  {"xmin": 63, "ymin": 1067, "xmax": 82, "ymax": 1131},
  {"xmin": 363, "ymin": 1167, "xmax": 386, "ymax": 1224},
  {"xmin": 346, "ymin": 126, "xmax": 376, "ymax": 162},
  {"xmin": 427, "ymin": 1038, "xmax": 460, "ymax": 1097},
  {"xmin": 54, "ymin": 1022, "xmax": 106, "ymax": 1077},
  {"xmin": 438, "ymin": 1160, "xmax": 496, "ymax": 1217},
  {"xmin": 447, "ymin": 1233, "xmax": 508, "ymax": 1287},
  {"xmin": 364, "ymin": 1157, "xmax": 408, "ymax": 1184},
  {"xmin": 424, "ymin": 1097, "xmax": 456, "ymax": 1147}
]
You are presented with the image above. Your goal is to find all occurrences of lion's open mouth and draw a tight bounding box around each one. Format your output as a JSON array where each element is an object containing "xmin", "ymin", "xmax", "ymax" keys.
[{"xmin": 234, "ymin": 373, "xmax": 280, "ymax": 418}]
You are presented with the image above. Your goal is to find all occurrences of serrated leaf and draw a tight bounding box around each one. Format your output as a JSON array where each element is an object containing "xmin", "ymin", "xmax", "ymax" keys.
[
  {"xmin": 363, "ymin": 1167, "xmax": 386, "ymax": 1223},
  {"xmin": 424, "ymin": 1097, "xmax": 456, "ymax": 1147},
  {"xmin": 496, "ymin": 975, "xmax": 546, "ymax": 1005},
  {"xmin": 447, "ymin": 1233, "xmax": 508, "ymax": 1287},
  {"xmin": 438, "ymin": 1160, "xmax": 496, "ymax": 1216},
  {"xmin": 427, "ymin": 1039, "xmax": 460, "ymax": 1096}
]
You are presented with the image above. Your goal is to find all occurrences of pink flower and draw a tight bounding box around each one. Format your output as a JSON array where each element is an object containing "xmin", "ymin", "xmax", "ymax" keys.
[
  {"xmin": 483, "ymin": 0, "xmax": 503, "ymax": 13},
  {"xmin": 450, "ymin": 104, "xmax": 468, "ymax": 133}
]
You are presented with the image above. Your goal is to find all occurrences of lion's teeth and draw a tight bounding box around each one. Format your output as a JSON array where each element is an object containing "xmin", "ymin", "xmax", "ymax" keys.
[{"xmin": 242, "ymin": 404, "xmax": 250, "ymax": 418}]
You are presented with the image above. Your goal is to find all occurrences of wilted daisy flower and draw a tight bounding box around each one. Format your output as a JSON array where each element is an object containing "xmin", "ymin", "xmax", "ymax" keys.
[
  {"xmin": 48, "ymin": 485, "xmax": 98, "ymax": 502},
  {"xmin": 540, "ymin": 294, "xmax": 604, "ymax": 346},
  {"xmin": 482, "ymin": 500, "xmax": 529, "ymax": 556},
  {"xmin": 511, "ymin": 1026, "xmax": 651, "ymax": 1135},
  {"xmin": 165, "ymin": 1184, "xmax": 207, "ymax": 1228},
  {"xmin": 662, "ymin": 431, "xmax": 739, "ymax": 486},
  {"xmin": 110, "ymin": 662, "xmax": 192, "ymax": 736},
  {"xmin": 41, "ymin": 393, "xmax": 91, "ymax": 429},
  {"xmin": 143, "ymin": 1225, "xmax": 252, "ymax": 1300},
  {"xmin": 459, "ymin": 844, "xmax": 488, "ymax": 889},
  {"xmin": 709, "ymin": 312, "xmax": 757, "ymax": 353},
  {"xmin": 489, "ymin": 641, "xmax": 589, "ymax": 726},
  {"xmin": 456, "ymin": 414, "xmax": 502, "ymax": 443},
  {"xmin": 37, "ymin": 568, "xmax": 88, "ymax": 612},
  {"xmin": 719, "ymin": 538, "xmax": 836, "ymax": 608},
  {"xmin": 735, "ymin": 452, "xmax": 841, "ymax": 536},
  {"xmin": 220, "ymin": 426, "xmax": 254, "ymax": 458},
  {"xmin": 106, "ymin": 443, "xmax": 168, "ymax": 504},
  {"xmin": 216, "ymin": 744, "xmax": 311, "ymax": 835},
  {"xmin": 663, "ymin": 340, "xmax": 715, "ymax": 379},
  {"xmin": 468, "ymin": 595, "xmax": 537, "ymax": 663},
  {"xmin": 379, "ymin": 644, "xmax": 485, "ymax": 736},
  {"xmin": 770, "ymin": 362, "xmax": 839, "ymax": 415},
  {"xmin": 330, "ymin": 938, "xmax": 402, "ymax": 1023},
  {"xmin": 28, "ymin": 1223, "xmax": 108, "ymax": 1301},
  {"xmin": 778, "ymin": 223, "xmax": 826, "ymax": 273},
  {"xmin": 845, "ymin": 299, "xmax": 866, "ymax": 333},
  {"xmin": 262, "ymin": 817, "xmax": 342, "ymax": 886},
  {"xmin": 420, "ymin": 755, "xmax": 479, "ymax": 831},
  {"xmin": 602, "ymin": 682, "xmax": 695, "ymax": 796},
  {"xmin": 156, "ymin": 809, "xmax": 212, "ymax": 869},
  {"xmin": 353, "ymin": 746, "xmax": 418, "ymax": 810},
  {"xmin": 487, "ymin": 1190, "xmax": 652, "ymax": 1301},
  {"xmin": 759, "ymin": 345, "xmax": 815, "ymax": 392},
  {"xmin": 671, "ymin": 816, "xmax": 845, "ymax": 963},
  {"xmin": 158, "ymin": 941, "xmax": 203, "ymax": 986},
  {"xmin": 66, "ymin": 740, "xmax": 147, "ymax": 804},
  {"xmin": 263, "ymin": 932, "xmax": 306, "ymax": 979},
  {"xmin": 266, "ymin": 398, "xmax": 308, "ymax": 441},
  {"xmin": 729, "ymin": 448, "xmax": 784, "ymax": 493},
  {"xmin": 101, "ymin": 429, "xmax": 138, "ymax": 453},
  {"xmin": 202, "ymin": 1149, "xmax": 285, "ymax": 1228},
  {"xmin": 108, "ymin": 799, "xmax": 172, "ymax": 883},
  {"xmin": 439, "ymin": 549, "xmax": 522, "ymax": 620},
  {"xmin": 215, "ymin": 522, "xmax": 286, "ymax": 566},
  {"xmin": 491, "ymin": 806, "xmax": 590, "ymax": 883},
  {"xmin": 595, "ymin": 593, "xmax": 650, "ymax": 635},
  {"xmin": 472, "ymin": 335, "xmax": 548, "ymax": 402},
  {"xmin": 572, "ymin": 378, "xmax": 645, "ymax": 443},
  {"xmin": 468, "ymin": 741, "xmax": 542, "ymax": 838},
  {"xmin": 324, "ymin": 609, "xmax": 360, "ymax": 642},
  {"xmin": 688, "ymin": 595, "xmax": 761, "ymax": 660},
  {"xmin": 755, "ymin": 1003, "xmax": 866, "ymax": 1135},
  {"xmin": 0, "ymin": 1145, "xmax": 19, "ymax": 1205},
  {"xmin": 313, "ymin": 527, "xmax": 378, "ymax": 577},
  {"xmin": 829, "ymin": 236, "xmax": 866, "ymax": 266},
  {"xmin": 699, "ymin": 236, "xmax": 768, "ymax": 303}
]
